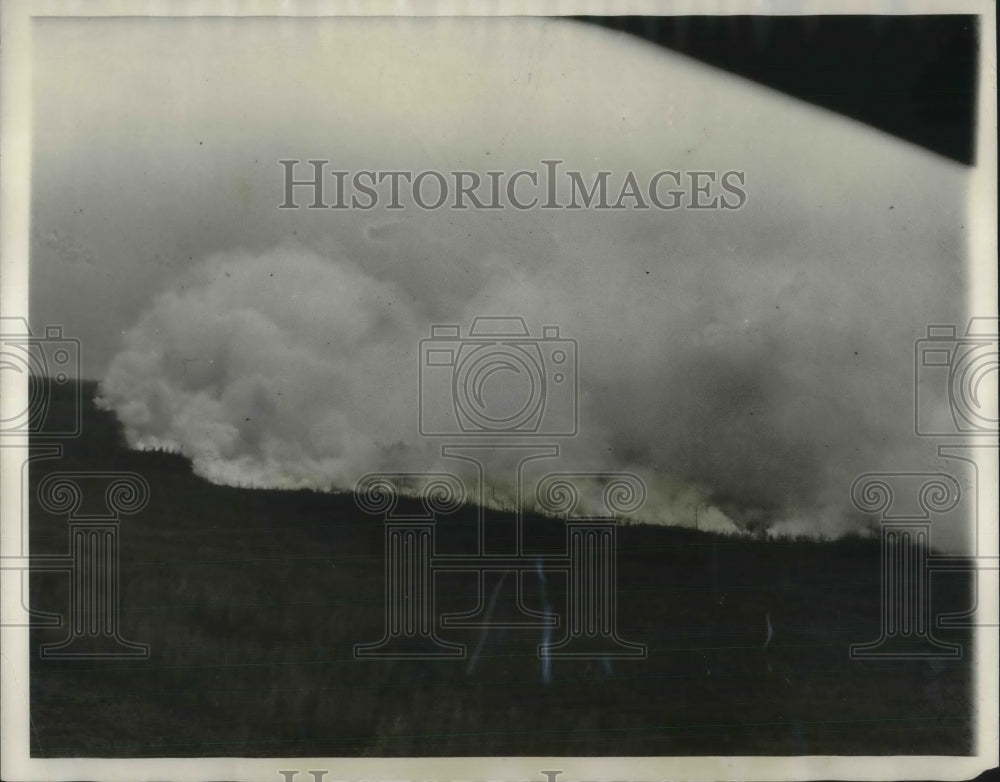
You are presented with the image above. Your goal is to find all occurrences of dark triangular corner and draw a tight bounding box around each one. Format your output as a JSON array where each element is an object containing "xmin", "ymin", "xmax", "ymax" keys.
[{"xmin": 571, "ymin": 15, "xmax": 979, "ymax": 166}]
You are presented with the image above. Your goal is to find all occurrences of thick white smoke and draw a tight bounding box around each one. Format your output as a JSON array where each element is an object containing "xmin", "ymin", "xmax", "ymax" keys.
[
  {"xmin": 97, "ymin": 201, "xmax": 965, "ymax": 545},
  {"xmin": 82, "ymin": 18, "xmax": 973, "ymax": 547},
  {"xmin": 95, "ymin": 242, "xmax": 724, "ymax": 528},
  {"xmin": 98, "ymin": 247, "xmax": 425, "ymax": 489}
]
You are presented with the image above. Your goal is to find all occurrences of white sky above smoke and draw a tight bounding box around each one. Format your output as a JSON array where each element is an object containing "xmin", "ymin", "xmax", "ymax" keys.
[{"xmin": 30, "ymin": 17, "xmax": 975, "ymax": 548}]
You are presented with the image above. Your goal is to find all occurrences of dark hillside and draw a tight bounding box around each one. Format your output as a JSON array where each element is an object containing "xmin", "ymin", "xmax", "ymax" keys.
[{"xmin": 27, "ymin": 381, "xmax": 974, "ymax": 756}]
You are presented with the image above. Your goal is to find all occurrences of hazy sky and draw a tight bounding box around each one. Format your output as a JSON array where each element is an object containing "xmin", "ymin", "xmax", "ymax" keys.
[{"xmin": 30, "ymin": 16, "xmax": 975, "ymax": 547}]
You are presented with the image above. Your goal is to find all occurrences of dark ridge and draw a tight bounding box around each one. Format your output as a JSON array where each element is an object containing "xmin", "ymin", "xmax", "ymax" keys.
[{"xmin": 25, "ymin": 378, "xmax": 974, "ymax": 757}]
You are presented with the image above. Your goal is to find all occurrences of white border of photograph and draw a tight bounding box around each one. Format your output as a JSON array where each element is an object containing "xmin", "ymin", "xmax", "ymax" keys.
[{"xmin": 2, "ymin": 1, "xmax": 996, "ymax": 780}]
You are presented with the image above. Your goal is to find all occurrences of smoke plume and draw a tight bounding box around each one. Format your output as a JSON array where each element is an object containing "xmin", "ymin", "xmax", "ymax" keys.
[{"xmin": 68, "ymin": 17, "xmax": 971, "ymax": 547}]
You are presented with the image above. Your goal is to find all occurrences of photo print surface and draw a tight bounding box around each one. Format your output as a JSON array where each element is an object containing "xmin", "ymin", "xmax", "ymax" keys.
[{"xmin": 1, "ymin": 2, "xmax": 996, "ymax": 781}]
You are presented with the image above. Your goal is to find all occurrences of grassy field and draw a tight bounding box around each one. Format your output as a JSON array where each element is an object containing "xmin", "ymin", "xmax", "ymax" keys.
[{"xmin": 27, "ymin": 381, "xmax": 974, "ymax": 756}]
